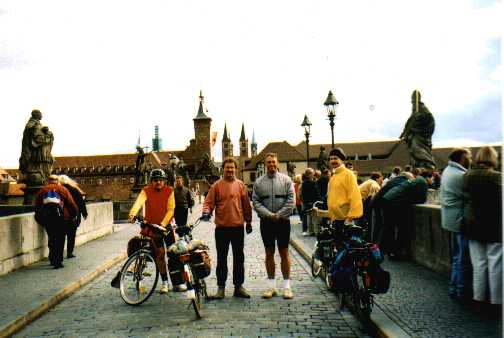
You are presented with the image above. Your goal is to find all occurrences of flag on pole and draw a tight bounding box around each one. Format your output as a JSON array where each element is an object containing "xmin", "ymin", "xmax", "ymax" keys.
[{"xmin": 211, "ymin": 132, "xmax": 218, "ymax": 147}]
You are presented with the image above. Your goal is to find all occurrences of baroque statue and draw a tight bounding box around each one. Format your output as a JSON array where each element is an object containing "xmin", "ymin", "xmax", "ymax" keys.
[
  {"xmin": 19, "ymin": 109, "xmax": 55, "ymax": 185},
  {"xmin": 134, "ymin": 146, "xmax": 147, "ymax": 186},
  {"xmin": 317, "ymin": 146, "xmax": 328, "ymax": 171},
  {"xmin": 400, "ymin": 90, "xmax": 436, "ymax": 169},
  {"xmin": 287, "ymin": 161, "xmax": 296, "ymax": 178}
]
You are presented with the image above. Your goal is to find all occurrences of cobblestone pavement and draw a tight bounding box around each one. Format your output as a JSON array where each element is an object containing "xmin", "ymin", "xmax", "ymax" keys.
[
  {"xmin": 289, "ymin": 214, "xmax": 503, "ymax": 338},
  {"xmin": 15, "ymin": 210, "xmax": 370, "ymax": 338},
  {"xmin": 0, "ymin": 222, "xmax": 137, "ymax": 334}
]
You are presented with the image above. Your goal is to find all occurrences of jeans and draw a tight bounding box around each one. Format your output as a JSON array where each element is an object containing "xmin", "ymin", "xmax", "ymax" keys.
[
  {"xmin": 448, "ymin": 232, "xmax": 471, "ymax": 298},
  {"xmin": 215, "ymin": 227, "xmax": 245, "ymax": 288}
]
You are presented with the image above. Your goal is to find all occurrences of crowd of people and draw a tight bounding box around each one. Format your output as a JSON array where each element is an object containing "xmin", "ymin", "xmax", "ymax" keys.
[{"xmin": 33, "ymin": 144, "xmax": 501, "ymax": 314}]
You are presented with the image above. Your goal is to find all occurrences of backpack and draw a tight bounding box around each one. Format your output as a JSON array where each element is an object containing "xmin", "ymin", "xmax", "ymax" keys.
[{"xmin": 36, "ymin": 189, "xmax": 64, "ymax": 225}]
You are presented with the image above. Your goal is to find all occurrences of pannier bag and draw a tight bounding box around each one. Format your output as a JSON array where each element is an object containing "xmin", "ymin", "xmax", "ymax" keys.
[
  {"xmin": 168, "ymin": 253, "xmax": 185, "ymax": 285},
  {"xmin": 366, "ymin": 266, "xmax": 390, "ymax": 294},
  {"xmin": 190, "ymin": 249, "xmax": 211, "ymax": 279},
  {"xmin": 330, "ymin": 264, "xmax": 354, "ymax": 293},
  {"xmin": 330, "ymin": 249, "xmax": 354, "ymax": 293}
]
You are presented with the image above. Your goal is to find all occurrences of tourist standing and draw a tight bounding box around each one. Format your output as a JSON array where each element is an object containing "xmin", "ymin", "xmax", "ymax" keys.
[
  {"xmin": 202, "ymin": 157, "xmax": 253, "ymax": 299},
  {"xmin": 174, "ymin": 175, "xmax": 194, "ymax": 226},
  {"xmin": 300, "ymin": 168, "xmax": 321, "ymax": 236},
  {"xmin": 34, "ymin": 175, "xmax": 78, "ymax": 269},
  {"xmin": 440, "ymin": 148, "xmax": 472, "ymax": 301},
  {"xmin": 462, "ymin": 146, "xmax": 502, "ymax": 315},
  {"xmin": 58, "ymin": 175, "xmax": 87, "ymax": 259},
  {"xmin": 252, "ymin": 153, "xmax": 295, "ymax": 299}
]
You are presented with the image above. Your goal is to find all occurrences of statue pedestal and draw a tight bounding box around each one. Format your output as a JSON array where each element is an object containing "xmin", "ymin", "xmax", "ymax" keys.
[{"xmin": 22, "ymin": 185, "xmax": 43, "ymax": 206}]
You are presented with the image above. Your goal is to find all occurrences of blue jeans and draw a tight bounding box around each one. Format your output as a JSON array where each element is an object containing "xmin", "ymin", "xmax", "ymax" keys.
[{"xmin": 448, "ymin": 232, "xmax": 471, "ymax": 298}]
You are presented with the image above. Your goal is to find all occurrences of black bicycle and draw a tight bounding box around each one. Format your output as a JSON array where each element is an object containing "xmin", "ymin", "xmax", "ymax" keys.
[{"xmin": 118, "ymin": 219, "xmax": 210, "ymax": 319}]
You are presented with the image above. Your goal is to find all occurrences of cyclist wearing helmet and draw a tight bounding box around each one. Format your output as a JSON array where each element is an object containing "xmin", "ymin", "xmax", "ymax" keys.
[{"xmin": 128, "ymin": 168, "xmax": 186, "ymax": 293}]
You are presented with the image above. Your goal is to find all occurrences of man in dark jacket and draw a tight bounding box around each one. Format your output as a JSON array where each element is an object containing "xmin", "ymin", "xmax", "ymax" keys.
[
  {"xmin": 300, "ymin": 168, "xmax": 321, "ymax": 236},
  {"xmin": 35, "ymin": 175, "xmax": 78, "ymax": 269},
  {"xmin": 59, "ymin": 175, "xmax": 88, "ymax": 259},
  {"xmin": 174, "ymin": 175, "xmax": 194, "ymax": 227},
  {"xmin": 380, "ymin": 168, "xmax": 432, "ymax": 259}
]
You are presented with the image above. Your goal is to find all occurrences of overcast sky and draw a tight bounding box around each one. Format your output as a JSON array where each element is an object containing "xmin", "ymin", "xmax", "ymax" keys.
[{"xmin": 1, "ymin": 0, "xmax": 501, "ymax": 168}]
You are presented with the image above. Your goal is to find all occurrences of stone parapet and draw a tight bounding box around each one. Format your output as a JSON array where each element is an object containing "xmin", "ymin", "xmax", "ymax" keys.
[
  {"xmin": 0, "ymin": 202, "xmax": 113, "ymax": 276},
  {"xmin": 411, "ymin": 203, "xmax": 450, "ymax": 275}
]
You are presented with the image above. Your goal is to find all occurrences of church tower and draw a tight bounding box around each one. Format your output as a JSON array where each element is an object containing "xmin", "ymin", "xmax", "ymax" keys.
[
  {"xmin": 251, "ymin": 130, "xmax": 258, "ymax": 157},
  {"xmin": 221, "ymin": 123, "xmax": 233, "ymax": 159},
  {"xmin": 193, "ymin": 90, "xmax": 212, "ymax": 158},
  {"xmin": 239, "ymin": 123, "xmax": 249, "ymax": 158}
]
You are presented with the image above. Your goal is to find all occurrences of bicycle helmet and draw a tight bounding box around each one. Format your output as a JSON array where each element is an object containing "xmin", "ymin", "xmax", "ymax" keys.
[{"xmin": 149, "ymin": 168, "xmax": 167, "ymax": 181}]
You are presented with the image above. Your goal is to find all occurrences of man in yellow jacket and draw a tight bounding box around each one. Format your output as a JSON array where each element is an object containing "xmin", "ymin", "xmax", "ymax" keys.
[{"xmin": 315, "ymin": 148, "xmax": 363, "ymax": 225}]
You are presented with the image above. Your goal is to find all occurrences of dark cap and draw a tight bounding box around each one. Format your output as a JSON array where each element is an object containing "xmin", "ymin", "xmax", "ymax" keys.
[{"xmin": 329, "ymin": 147, "xmax": 346, "ymax": 161}]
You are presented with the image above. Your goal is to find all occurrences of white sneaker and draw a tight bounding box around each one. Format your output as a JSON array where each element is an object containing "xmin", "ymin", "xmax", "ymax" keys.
[
  {"xmin": 159, "ymin": 282, "xmax": 169, "ymax": 294},
  {"xmin": 302, "ymin": 232, "xmax": 309, "ymax": 236},
  {"xmin": 174, "ymin": 284, "xmax": 187, "ymax": 292}
]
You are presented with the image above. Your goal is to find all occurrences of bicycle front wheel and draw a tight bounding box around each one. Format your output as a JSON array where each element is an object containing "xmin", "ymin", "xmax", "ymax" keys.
[
  {"xmin": 119, "ymin": 250, "xmax": 158, "ymax": 306},
  {"xmin": 311, "ymin": 254, "xmax": 323, "ymax": 277}
]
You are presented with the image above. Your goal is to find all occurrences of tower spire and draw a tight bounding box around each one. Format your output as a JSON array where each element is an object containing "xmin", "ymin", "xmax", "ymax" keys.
[
  {"xmin": 222, "ymin": 122, "xmax": 230, "ymax": 141},
  {"xmin": 194, "ymin": 89, "xmax": 210, "ymax": 119},
  {"xmin": 240, "ymin": 123, "xmax": 246, "ymax": 141}
]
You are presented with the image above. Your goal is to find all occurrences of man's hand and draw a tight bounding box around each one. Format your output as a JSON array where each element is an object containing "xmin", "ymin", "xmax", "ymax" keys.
[
  {"xmin": 344, "ymin": 218, "xmax": 354, "ymax": 226},
  {"xmin": 270, "ymin": 213, "xmax": 280, "ymax": 221},
  {"xmin": 200, "ymin": 213, "xmax": 211, "ymax": 222},
  {"xmin": 312, "ymin": 207, "xmax": 319, "ymax": 217},
  {"xmin": 245, "ymin": 223, "xmax": 252, "ymax": 234}
]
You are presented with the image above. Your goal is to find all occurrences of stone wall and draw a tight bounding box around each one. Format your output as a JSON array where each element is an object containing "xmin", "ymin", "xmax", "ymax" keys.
[
  {"xmin": 411, "ymin": 204, "xmax": 450, "ymax": 276},
  {"xmin": 0, "ymin": 202, "xmax": 114, "ymax": 275}
]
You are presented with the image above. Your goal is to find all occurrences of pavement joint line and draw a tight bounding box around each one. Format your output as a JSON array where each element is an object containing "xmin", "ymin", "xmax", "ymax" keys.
[
  {"xmin": 289, "ymin": 236, "xmax": 412, "ymax": 338},
  {"xmin": 0, "ymin": 252, "xmax": 127, "ymax": 338}
]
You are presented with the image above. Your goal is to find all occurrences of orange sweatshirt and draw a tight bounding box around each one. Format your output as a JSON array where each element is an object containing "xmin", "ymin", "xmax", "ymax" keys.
[{"xmin": 203, "ymin": 177, "xmax": 252, "ymax": 228}]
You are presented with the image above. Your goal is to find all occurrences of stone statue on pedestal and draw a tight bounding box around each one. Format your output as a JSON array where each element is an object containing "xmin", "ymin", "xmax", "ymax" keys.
[
  {"xmin": 400, "ymin": 90, "xmax": 436, "ymax": 169},
  {"xmin": 317, "ymin": 146, "xmax": 328, "ymax": 171},
  {"xmin": 287, "ymin": 161, "xmax": 296, "ymax": 178},
  {"xmin": 19, "ymin": 110, "xmax": 55, "ymax": 186},
  {"xmin": 134, "ymin": 146, "xmax": 147, "ymax": 186}
]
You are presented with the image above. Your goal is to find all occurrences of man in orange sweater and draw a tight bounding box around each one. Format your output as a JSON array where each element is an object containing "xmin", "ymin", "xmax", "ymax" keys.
[
  {"xmin": 128, "ymin": 169, "xmax": 186, "ymax": 293},
  {"xmin": 202, "ymin": 157, "xmax": 253, "ymax": 299}
]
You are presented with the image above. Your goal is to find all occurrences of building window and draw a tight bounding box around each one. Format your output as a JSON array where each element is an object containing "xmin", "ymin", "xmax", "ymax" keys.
[
  {"xmin": 250, "ymin": 172, "xmax": 256, "ymax": 182},
  {"xmin": 122, "ymin": 177, "xmax": 126, "ymax": 185}
]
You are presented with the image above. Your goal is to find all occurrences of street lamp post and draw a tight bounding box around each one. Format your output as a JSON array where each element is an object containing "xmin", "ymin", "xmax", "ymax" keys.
[
  {"xmin": 301, "ymin": 114, "xmax": 312, "ymax": 167},
  {"xmin": 324, "ymin": 90, "xmax": 339, "ymax": 150}
]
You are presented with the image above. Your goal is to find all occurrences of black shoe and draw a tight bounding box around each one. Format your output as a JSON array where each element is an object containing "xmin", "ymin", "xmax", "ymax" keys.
[
  {"xmin": 67, "ymin": 254, "xmax": 76, "ymax": 259},
  {"xmin": 53, "ymin": 263, "xmax": 64, "ymax": 269},
  {"xmin": 234, "ymin": 286, "xmax": 251, "ymax": 298}
]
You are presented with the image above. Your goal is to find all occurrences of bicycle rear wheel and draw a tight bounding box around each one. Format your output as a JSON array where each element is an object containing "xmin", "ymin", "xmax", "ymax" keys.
[{"xmin": 119, "ymin": 250, "xmax": 158, "ymax": 306}]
